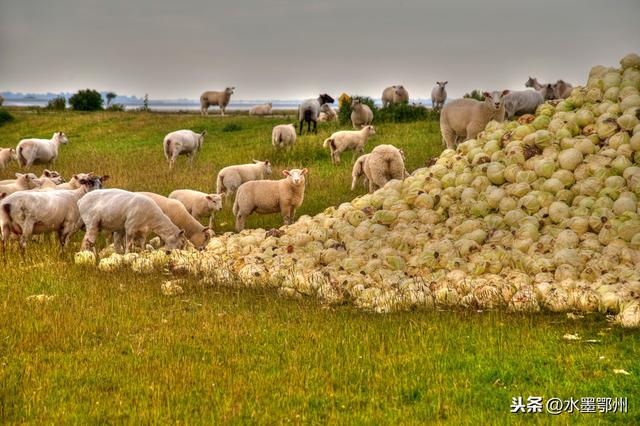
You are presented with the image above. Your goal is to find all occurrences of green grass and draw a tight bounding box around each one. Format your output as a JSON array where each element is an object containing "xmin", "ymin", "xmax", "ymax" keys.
[{"xmin": 0, "ymin": 109, "xmax": 638, "ymax": 424}]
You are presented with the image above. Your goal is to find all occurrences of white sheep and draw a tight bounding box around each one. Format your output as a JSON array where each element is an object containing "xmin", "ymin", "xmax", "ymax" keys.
[
  {"xmin": 0, "ymin": 173, "xmax": 40, "ymax": 195},
  {"xmin": 525, "ymin": 77, "xmax": 543, "ymax": 90},
  {"xmin": 298, "ymin": 94, "xmax": 335, "ymax": 134},
  {"xmin": 272, "ymin": 124, "xmax": 297, "ymax": 149},
  {"xmin": 78, "ymin": 188, "xmax": 186, "ymax": 253},
  {"xmin": 16, "ymin": 132, "xmax": 69, "ymax": 169},
  {"xmin": 249, "ymin": 103, "xmax": 273, "ymax": 116},
  {"xmin": 0, "ymin": 148, "xmax": 17, "ymax": 170},
  {"xmin": 233, "ymin": 168, "xmax": 308, "ymax": 232},
  {"xmin": 323, "ymin": 125, "xmax": 376, "ymax": 165},
  {"xmin": 525, "ymin": 77, "xmax": 555, "ymax": 100},
  {"xmin": 317, "ymin": 104, "xmax": 338, "ymax": 122},
  {"xmin": 55, "ymin": 173, "xmax": 94, "ymax": 190},
  {"xmin": 553, "ymin": 80, "xmax": 573, "ymax": 99},
  {"xmin": 350, "ymin": 99, "xmax": 373, "ymax": 128},
  {"xmin": 363, "ymin": 144, "xmax": 407, "ymax": 193},
  {"xmin": 431, "ymin": 81, "xmax": 448, "ymax": 111},
  {"xmin": 0, "ymin": 175, "xmax": 106, "ymax": 250},
  {"xmin": 168, "ymin": 189, "xmax": 223, "ymax": 229},
  {"xmin": 163, "ymin": 129, "xmax": 207, "ymax": 169},
  {"xmin": 439, "ymin": 90, "xmax": 509, "ymax": 149},
  {"xmin": 200, "ymin": 87, "xmax": 235, "ymax": 116},
  {"xmin": 351, "ymin": 154, "xmax": 370, "ymax": 191},
  {"xmin": 503, "ymin": 90, "xmax": 544, "ymax": 119},
  {"xmin": 138, "ymin": 192, "xmax": 213, "ymax": 250},
  {"xmin": 381, "ymin": 85, "xmax": 409, "ymax": 107},
  {"xmin": 216, "ymin": 160, "xmax": 272, "ymax": 196}
]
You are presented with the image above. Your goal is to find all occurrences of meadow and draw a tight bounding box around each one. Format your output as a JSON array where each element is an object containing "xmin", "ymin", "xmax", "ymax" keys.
[{"xmin": 0, "ymin": 108, "xmax": 638, "ymax": 424}]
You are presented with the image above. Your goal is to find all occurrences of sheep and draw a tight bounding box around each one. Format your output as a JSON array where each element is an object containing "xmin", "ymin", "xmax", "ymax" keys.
[
  {"xmin": 216, "ymin": 160, "xmax": 272, "ymax": 196},
  {"xmin": 503, "ymin": 90, "xmax": 544, "ymax": 119},
  {"xmin": 525, "ymin": 77, "xmax": 543, "ymax": 90},
  {"xmin": 317, "ymin": 104, "xmax": 338, "ymax": 122},
  {"xmin": 431, "ymin": 81, "xmax": 448, "ymax": 111},
  {"xmin": 363, "ymin": 144, "xmax": 406, "ymax": 193},
  {"xmin": 350, "ymin": 99, "xmax": 374, "ymax": 128},
  {"xmin": 553, "ymin": 80, "xmax": 573, "ymax": 99},
  {"xmin": 138, "ymin": 192, "xmax": 213, "ymax": 250},
  {"xmin": 539, "ymin": 83, "xmax": 555, "ymax": 101},
  {"xmin": 233, "ymin": 168, "xmax": 308, "ymax": 232},
  {"xmin": 55, "ymin": 173, "xmax": 94, "ymax": 190},
  {"xmin": 0, "ymin": 173, "xmax": 40, "ymax": 195},
  {"xmin": 163, "ymin": 129, "xmax": 207, "ymax": 169},
  {"xmin": 0, "ymin": 148, "xmax": 17, "ymax": 170},
  {"xmin": 298, "ymin": 93, "xmax": 335, "ymax": 134},
  {"xmin": 168, "ymin": 189, "xmax": 223, "ymax": 229},
  {"xmin": 200, "ymin": 87, "xmax": 235, "ymax": 116},
  {"xmin": 0, "ymin": 175, "xmax": 107, "ymax": 250},
  {"xmin": 16, "ymin": 132, "xmax": 69, "ymax": 169},
  {"xmin": 351, "ymin": 154, "xmax": 370, "ymax": 191},
  {"xmin": 249, "ymin": 103, "xmax": 272, "ymax": 116},
  {"xmin": 31, "ymin": 177, "xmax": 59, "ymax": 191},
  {"xmin": 381, "ymin": 85, "xmax": 409, "ymax": 107},
  {"xmin": 439, "ymin": 90, "xmax": 509, "ymax": 149},
  {"xmin": 323, "ymin": 125, "xmax": 376, "ymax": 165},
  {"xmin": 0, "ymin": 170, "xmax": 63, "ymax": 187},
  {"xmin": 78, "ymin": 188, "xmax": 186, "ymax": 253},
  {"xmin": 272, "ymin": 124, "xmax": 297, "ymax": 149}
]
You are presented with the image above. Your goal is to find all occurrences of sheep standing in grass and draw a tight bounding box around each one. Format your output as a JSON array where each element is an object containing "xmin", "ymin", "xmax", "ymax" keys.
[
  {"xmin": 350, "ymin": 99, "xmax": 373, "ymax": 128},
  {"xmin": 503, "ymin": 90, "xmax": 544, "ymax": 119},
  {"xmin": 163, "ymin": 129, "xmax": 207, "ymax": 169},
  {"xmin": 249, "ymin": 103, "xmax": 272, "ymax": 116},
  {"xmin": 272, "ymin": 124, "xmax": 297, "ymax": 149},
  {"xmin": 78, "ymin": 188, "xmax": 186, "ymax": 253},
  {"xmin": 233, "ymin": 168, "xmax": 308, "ymax": 232},
  {"xmin": 0, "ymin": 148, "xmax": 17, "ymax": 170},
  {"xmin": 200, "ymin": 87, "xmax": 234, "ymax": 116},
  {"xmin": 216, "ymin": 160, "xmax": 272, "ymax": 196},
  {"xmin": 363, "ymin": 144, "xmax": 406, "ymax": 193},
  {"xmin": 298, "ymin": 93, "xmax": 334, "ymax": 134},
  {"xmin": 553, "ymin": 80, "xmax": 573, "ymax": 99},
  {"xmin": 439, "ymin": 90, "xmax": 509, "ymax": 149},
  {"xmin": 381, "ymin": 85, "xmax": 409, "ymax": 107},
  {"xmin": 55, "ymin": 173, "xmax": 94, "ymax": 190},
  {"xmin": 16, "ymin": 132, "xmax": 69, "ymax": 169},
  {"xmin": 351, "ymin": 154, "xmax": 370, "ymax": 191},
  {"xmin": 168, "ymin": 189, "xmax": 223, "ymax": 229},
  {"xmin": 317, "ymin": 104, "xmax": 337, "ymax": 122},
  {"xmin": 431, "ymin": 81, "xmax": 448, "ymax": 111},
  {"xmin": 0, "ymin": 173, "xmax": 40, "ymax": 195},
  {"xmin": 323, "ymin": 125, "xmax": 376, "ymax": 165}
]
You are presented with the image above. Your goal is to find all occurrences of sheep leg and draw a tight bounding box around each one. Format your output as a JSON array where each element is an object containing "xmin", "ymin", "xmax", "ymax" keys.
[
  {"xmin": 298, "ymin": 120, "xmax": 304, "ymax": 135},
  {"xmin": 19, "ymin": 220, "xmax": 35, "ymax": 250},
  {"xmin": 281, "ymin": 206, "xmax": 294, "ymax": 225},
  {"xmin": 307, "ymin": 120, "xmax": 311, "ymax": 134},
  {"xmin": 235, "ymin": 212, "xmax": 246, "ymax": 232},
  {"xmin": 440, "ymin": 124, "xmax": 456, "ymax": 150},
  {"xmin": 208, "ymin": 214, "xmax": 215, "ymax": 229},
  {"xmin": 220, "ymin": 106, "xmax": 225, "ymax": 117},
  {"xmin": 81, "ymin": 222, "xmax": 100, "ymax": 252},
  {"xmin": 312, "ymin": 120, "xmax": 317, "ymax": 134}
]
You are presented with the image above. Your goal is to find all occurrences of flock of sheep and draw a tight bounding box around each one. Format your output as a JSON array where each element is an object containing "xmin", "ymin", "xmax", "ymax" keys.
[{"xmin": 0, "ymin": 76, "xmax": 572, "ymax": 253}]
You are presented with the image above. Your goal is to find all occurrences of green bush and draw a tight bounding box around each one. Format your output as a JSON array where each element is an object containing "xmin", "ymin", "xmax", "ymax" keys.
[
  {"xmin": 376, "ymin": 103, "xmax": 438, "ymax": 123},
  {"xmin": 69, "ymin": 89, "xmax": 104, "ymax": 111},
  {"xmin": 338, "ymin": 96, "xmax": 376, "ymax": 125},
  {"xmin": 222, "ymin": 123, "xmax": 242, "ymax": 132},
  {"xmin": 106, "ymin": 103, "xmax": 125, "ymax": 112},
  {"xmin": 0, "ymin": 109, "xmax": 14, "ymax": 126},
  {"xmin": 46, "ymin": 96, "xmax": 66, "ymax": 110},
  {"xmin": 463, "ymin": 90, "xmax": 486, "ymax": 101}
]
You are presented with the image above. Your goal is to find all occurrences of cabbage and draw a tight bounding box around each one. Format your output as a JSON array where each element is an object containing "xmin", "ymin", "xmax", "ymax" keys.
[{"xmin": 558, "ymin": 148, "xmax": 583, "ymax": 171}]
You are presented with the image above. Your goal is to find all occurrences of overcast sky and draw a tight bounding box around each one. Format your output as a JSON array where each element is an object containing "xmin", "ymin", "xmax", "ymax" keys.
[{"xmin": 1, "ymin": 0, "xmax": 639, "ymax": 100}]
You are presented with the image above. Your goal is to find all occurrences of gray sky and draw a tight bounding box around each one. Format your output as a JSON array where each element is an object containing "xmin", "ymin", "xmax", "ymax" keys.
[{"xmin": 1, "ymin": 0, "xmax": 639, "ymax": 100}]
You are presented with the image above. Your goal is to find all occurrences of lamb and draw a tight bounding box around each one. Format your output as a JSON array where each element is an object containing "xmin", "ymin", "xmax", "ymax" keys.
[
  {"xmin": 138, "ymin": 192, "xmax": 213, "ymax": 250},
  {"xmin": 298, "ymin": 93, "xmax": 334, "ymax": 134},
  {"xmin": 351, "ymin": 154, "xmax": 370, "ymax": 191},
  {"xmin": 0, "ymin": 173, "xmax": 40, "ymax": 195},
  {"xmin": 249, "ymin": 103, "xmax": 273, "ymax": 116},
  {"xmin": 168, "ymin": 189, "xmax": 223, "ymax": 229},
  {"xmin": 0, "ymin": 175, "xmax": 106, "ymax": 250},
  {"xmin": 323, "ymin": 125, "xmax": 376, "ymax": 165},
  {"xmin": 163, "ymin": 129, "xmax": 207, "ymax": 169},
  {"xmin": 272, "ymin": 124, "xmax": 297, "ymax": 149},
  {"xmin": 439, "ymin": 90, "xmax": 509, "ymax": 149},
  {"xmin": 503, "ymin": 90, "xmax": 544, "ymax": 119},
  {"xmin": 431, "ymin": 81, "xmax": 448, "ymax": 111},
  {"xmin": 381, "ymin": 85, "xmax": 409, "ymax": 107},
  {"xmin": 216, "ymin": 160, "xmax": 272, "ymax": 196},
  {"xmin": 78, "ymin": 188, "xmax": 186, "ymax": 253},
  {"xmin": 16, "ymin": 131, "xmax": 69, "ymax": 169},
  {"xmin": 317, "ymin": 104, "xmax": 338, "ymax": 122},
  {"xmin": 200, "ymin": 87, "xmax": 235, "ymax": 116},
  {"xmin": 363, "ymin": 144, "xmax": 406, "ymax": 193},
  {"xmin": 233, "ymin": 168, "xmax": 308, "ymax": 232},
  {"xmin": 0, "ymin": 148, "xmax": 17, "ymax": 170},
  {"xmin": 55, "ymin": 173, "xmax": 94, "ymax": 190},
  {"xmin": 350, "ymin": 99, "xmax": 373, "ymax": 128},
  {"xmin": 553, "ymin": 80, "xmax": 573, "ymax": 99}
]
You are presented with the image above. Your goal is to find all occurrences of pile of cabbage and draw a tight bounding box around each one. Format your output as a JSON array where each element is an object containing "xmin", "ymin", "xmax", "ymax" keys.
[{"xmin": 88, "ymin": 54, "xmax": 640, "ymax": 327}]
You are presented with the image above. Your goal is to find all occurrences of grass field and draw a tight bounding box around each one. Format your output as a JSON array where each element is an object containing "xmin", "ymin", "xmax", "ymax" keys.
[{"xmin": 0, "ymin": 109, "xmax": 638, "ymax": 424}]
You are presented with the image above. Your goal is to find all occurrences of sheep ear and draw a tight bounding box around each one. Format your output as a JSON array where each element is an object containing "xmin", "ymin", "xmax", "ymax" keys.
[
  {"xmin": 44, "ymin": 169, "xmax": 51, "ymax": 177},
  {"xmin": 302, "ymin": 168, "xmax": 309, "ymax": 175},
  {"xmin": 482, "ymin": 92, "xmax": 491, "ymax": 98},
  {"xmin": 264, "ymin": 160, "xmax": 270, "ymax": 165},
  {"xmin": 73, "ymin": 174, "xmax": 79, "ymax": 180},
  {"xmin": 78, "ymin": 179, "xmax": 89, "ymax": 185},
  {"xmin": 15, "ymin": 173, "xmax": 23, "ymax": 178},
  {"xmin": 205, "ymin": 195, "xmax": 213, "ymax": 201},
  {"xmin": 178, "ymin": 230, "xmax": 185, "ymax": 236},
  {"xmin": 100, "ymin": 175, "xmax": 110, "ymax": 182},
  {"xmin": 0, "ymin": 192, "xmax": 6, "ymax": 200},
  {"xmin": 252, "ymin": 159, "xmax": 259, "ymax": 163},
  {"xmin": 282, "ymin": 170, "xmax": 290, "ymax": 177},
  {"xmin": 501, "ymin": 90, "xmax": 510, "ymax": 97},
  {"xmin": 444, "ymin": 81, "xmax": 448, "ymax": 85},
  {"xmin": 10, "ymin": 148, "xmax": 15, "ymax": 153}
]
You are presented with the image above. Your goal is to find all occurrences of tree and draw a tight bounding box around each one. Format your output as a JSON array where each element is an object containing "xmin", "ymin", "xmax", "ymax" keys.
[
  {"xmin": 463, "ymin": 90, "xmax": 486, "ymax": 101},
  {"xmin": 106, "ymin": 92, "xmax": 116, "ymax": 107},
  {"xmin": 69, "ymin": 89, "xmax": 104, "ymax": 111}
]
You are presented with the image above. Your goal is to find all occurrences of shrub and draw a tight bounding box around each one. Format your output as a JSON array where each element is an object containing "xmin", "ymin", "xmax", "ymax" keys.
[
  {"xmin": 463, "ymin": 90, "xmax": 486, "ymax": 101},
  {"xmin": 46, "ymin": 96, "xmax": 66, "ymax": 110},
  {"xmin": 0, "ymin": 109, "xmax": 14, "ymax": 126},
  {"xmin": 222, "ymin": 123, "xmax": 242, "ymax": 132},
  {"xmin": 338, "ymin": 95, "xmax": 376, "ymax": 125},
  {"xmin": 69, "ymin": 89, "xmax": 104, "ymax": 111},
  {"xmin": 377, "ymin": 103, "xmax": 438, "ymax": 123},
  {"xmin": 106, "ymin": 104, "xmax": 125, "ymax": 112}
]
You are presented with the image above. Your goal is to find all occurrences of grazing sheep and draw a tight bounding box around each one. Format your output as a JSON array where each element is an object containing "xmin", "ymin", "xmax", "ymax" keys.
[
  {"xmin": 351, "ymin": 154, "xmax": 370, "ymax": 191},
  {"xmin": 350, "ymin": 99, "xmax": 374, "ymax": 128},
  {"xmin": 163, "ymin": 129, "xmax": 207, "ymax": 169},
  {"xmin": 317, "ymin": 104, "xmax": 338, "ymax": 122},
  {"xmin": 200, "ymin": 87, "xmax": 235, "ymax": 116},
  {"xmin": 216, "ymin": 160, "xmax": 272, "ymax": 196},
  {"xmin": 233, "ymin": 168, "xmax": 308, "ymax": 232},
  {"xmin": 78, "ymin": 188, "xmax": 186, "ymax": 253},
  {"xmin": 525, "ymin": 77, "xmax": 543, "ymax": 90},
  {"xmin": 0, "ymin": 173, "xmax": 40, "ymax": 195},
  {"xmin": 0, "ymin": 175, "xmax": 106, "ymax": 250},
  {"xmin": 272, "ymin": 124, "xmax": 297, "ymax": 149},
  {"xmin": 16, "ymin": 132, "xmax": 69, "ymax": 169},
  {"xmin": 138, "ymin": 192, "xmax": 213, "ymax": 250},
  {"xmin": 168, "ymin": 189, "xmax": 223, "ymax": 229},
  {"xmin": 431, "ymin": 81, "xmax": 448, "ymax": 111},
  {"xmin": 553, "ymin": 80, "xmax": 573, "ymax": 99},
  {"xmin": 363, "ymin": 144, "xmax": 406, "ymax": 193},
  {"xmin": 381, "ymin": 85, "xmax": 409, "ymax": 107},
  {"xmin": 323, "ymin": 125, "xmax": 376, "ymax": 165},
  {"xmin": 0, "ymin": 148, "xmax": 17, "ymax": 170},
  {"xmin": 439, "ymin": 90, "xmax": 509, "ymax": 149},
  {"xmin": 249, "ymin": 103, "xmax": 273, "ymax": 116},
  {"xmin": 298, "ymin": 93, "xmax": 334, "ymax": 134},
  {"xmin": 503, "ymin": 90, "xmax": 544, "ymax": 119}
]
